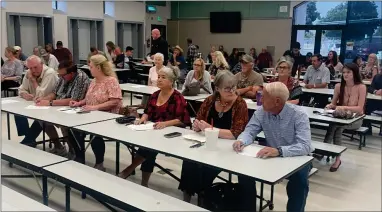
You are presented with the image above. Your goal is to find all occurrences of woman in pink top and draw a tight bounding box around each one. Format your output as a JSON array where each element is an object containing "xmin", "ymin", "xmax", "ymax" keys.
[
  {"xmin": 70, "ymin": 54, "xmax": 122, "ymax": 171},
  {"xmin": 323, "ymin": 63, "xmax": 366, "ymax": 172}
]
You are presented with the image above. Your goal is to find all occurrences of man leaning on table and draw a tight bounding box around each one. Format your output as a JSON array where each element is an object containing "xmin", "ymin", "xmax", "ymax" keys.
[
  {"xmin": 233, "ymin": 82, "xmax": 314, "ymax": 212},
  {"xmin": 14, "ymin": 55, "xmax": 58, "ymax": 140},
  {"xmin": 22, "ymin": 61, "xmax": 90, "ymax": 157},
  {"xmin": 303, "ymin": 54, "xmax": 330, "ymax": 89}
]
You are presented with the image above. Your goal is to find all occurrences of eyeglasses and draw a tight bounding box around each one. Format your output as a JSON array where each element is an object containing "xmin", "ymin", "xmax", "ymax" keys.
[
  {"xmin": 219, "ymin": 86, "xmax": 236, "ymax": 93},
  {"xmin": 277, "ymin": 66, "xmax": 289, "ymax": 70},
  {"xmin": 193, "ymin": 64, "xmax": 202, "ymax": 67}
]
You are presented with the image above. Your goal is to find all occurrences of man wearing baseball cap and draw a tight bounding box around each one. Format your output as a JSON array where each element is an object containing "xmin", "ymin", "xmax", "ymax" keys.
[
  {"xmin": 40, "ymin": 48, "xmax": 59, "ymax": 71},
  {"xmin": 283, "ymin": 42, "xmax": 306, "ymax": 77},
  {"xmin": 13, "ymin": 46, "xmax": 28, "ymax": 61},
  {"xmin": 235, "ymin": 54, "xmax": 264, "ymax": 98},
  {"xmin": 53, "ymin": 41, "xmax": 72, "ymax": 63}
]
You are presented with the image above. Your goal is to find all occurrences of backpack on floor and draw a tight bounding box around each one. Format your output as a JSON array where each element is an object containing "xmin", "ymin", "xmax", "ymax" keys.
[{"xmin": 201, "ymin": 182, "xmax": 247, "ymax": 211}]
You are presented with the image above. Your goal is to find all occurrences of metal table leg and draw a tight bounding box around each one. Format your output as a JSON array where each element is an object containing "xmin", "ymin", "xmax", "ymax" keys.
[
  {"xmin": 65, "ymin": 185, "xmax": 71, "ymax": 212},
  {"xmin": 42, "ymin": 176, "xmax": 48, "ymax": 205},
  {"xmin": 7, "ymin": 113, "xmax": 10, "ymax": 140},
  {"xmin": 259, "ymin": 182, "xmax": 264, "ymax": 212},
  {"xmin": 116, "ymin": 142, "xmax": 120, "ymax": 175}
]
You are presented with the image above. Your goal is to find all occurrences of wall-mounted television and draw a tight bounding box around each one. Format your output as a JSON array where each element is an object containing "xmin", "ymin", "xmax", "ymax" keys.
[{"xmin": 210, "ymin": 12, "xmax": 242, "ymax": 33}]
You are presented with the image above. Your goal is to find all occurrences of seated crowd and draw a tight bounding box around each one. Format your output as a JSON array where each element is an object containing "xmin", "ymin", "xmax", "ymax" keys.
[{"xmin": 1, "ymin": 34, "xmax": 382, "ymax": 211}]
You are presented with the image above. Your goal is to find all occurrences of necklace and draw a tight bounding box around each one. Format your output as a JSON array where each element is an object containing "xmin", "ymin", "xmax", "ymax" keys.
[{"xmin": 216, "ymin": 97, "xmax": 228, "ymax": 118}]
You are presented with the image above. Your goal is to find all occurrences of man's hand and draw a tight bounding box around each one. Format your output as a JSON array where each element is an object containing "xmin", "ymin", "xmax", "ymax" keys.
[
  {"xmin": 375, "ymin": 89, "xmax": 382, "ymax": 96},
  {"xmin": 35, "ymin": 100, "xmax": 49, "ymax": 106},
  {"xmin": 69, "ymin": 101, "xmax": 81, "ymax": 107},
  {"xmin": 22, "ymin": 93, "xmax": 34, "ymax": 101},
  {"xmin": 305, "ymin": 84, "xmax": 314, "ymax": 89},
  {"xmin": 232, "ymin": 140, "xmax": 245, "ymax": 152},
  {"xmin": 256, "ymin": 146, "xmax": 279, "ymax": 158}
]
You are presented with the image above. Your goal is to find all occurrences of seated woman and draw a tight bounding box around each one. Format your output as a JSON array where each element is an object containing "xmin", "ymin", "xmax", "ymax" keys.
[
  {"xmin": 352, "ymin": 56, "xmax": 363, "ymax": 69},
  {"xmin": 70, "ymin": 54, "xmax": 123, "ymax": 170},
  {"xmin": 361, "ymin": 53, "xmax": 380, "ymax": 81},
  {"xmin": 228, "ymin": 48, "xmax": 239, "ymax": 68},
  {"xmin": 118, "ymin": 67, "xmax": 191, "ymax": 187},
  {"xmin": 179, "ymin": 71, "xmax": 253, "ymax": 208},
  {"xmin": 208, "ymin": 51, "xmax": 229, "ymax": 78},
  {"xmin": 1, "ymin": 47, "xmax": 23, "ymax": 91},
  {"xmin": 271, "ymin": 56, "xmax": 302, "ymax": 104},
  {"xmin": 169, "ymin": 45, "xmax": 187, "ymax": 84},
  {"xmin": 183, "ymin": 58, "xmax": 213, "ymax": 94},
  {"xmin": 325, "ymin": 50, "xmax": 343, "ymax": 78},
  {"xmin": 323, "ymin": 63, "xmax": 366, "ymax": 172}
]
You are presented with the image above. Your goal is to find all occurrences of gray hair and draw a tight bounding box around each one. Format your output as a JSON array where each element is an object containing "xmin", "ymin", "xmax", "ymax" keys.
[
  {"xmin": 276, "ymin": 56, "xmax": 294, "ymax": 70},
  {"xmin": 213, "ymin": 70, "xmax": 237, "ymax": 97},
  {"xmin": 159, "ymin": 66, "xmax": 179, "ymax": 87},
  {"xmin": 154, "ymin": 53, "xmax": 164, "ymax": 62},
  {"xmin": 26, "ymin": 55, "xmax": 43, "ymax": 66},
  {"xmin": 264, "ymin": 82, "xmax": 289, "ymax": 103}
]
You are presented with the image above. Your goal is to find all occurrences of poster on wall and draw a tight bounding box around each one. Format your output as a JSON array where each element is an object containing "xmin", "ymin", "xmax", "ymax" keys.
[{"xmin": 346, "ymin": 42, "xmax": 354, "ymax": 51}]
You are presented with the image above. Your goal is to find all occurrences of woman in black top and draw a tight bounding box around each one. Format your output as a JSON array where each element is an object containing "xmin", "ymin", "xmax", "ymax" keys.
[{"xmin": 228, "ymin": 48, "xmax": 239, "ymax": 69}]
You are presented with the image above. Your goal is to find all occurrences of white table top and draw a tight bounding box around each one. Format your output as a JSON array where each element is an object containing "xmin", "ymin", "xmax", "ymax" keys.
[
  {"xmin": 2, "ymin": 141, "xmax": 68, "ymax": 168},
  {"xmin": 133, "ymin": 62, "xmax": 154, "ymax": 67},
  {"xmin": 80, "ymin": 65, "xmax": 129, "ymax": 72},
  {"xmin": 120, "ymin": 83, "xmax": 211, "ymax": 101},
  {"xmin": 43, "ymin": 161, "xmax": 206, "ymax": 211},
  {"xmin": 2, "ymin": 185, "xmax": 56, "ymax": 211},
  {"xmin": 330, "ymin": 79, "xmax": 371, "ymax": 85},
  {"xmin": 1, "ymin": 97, "xmax": 122, "ymax": 127},
  {"xmin": 302, "ymin": 87, "xmax": 381, "ymax": 100},
  {"xmin": 74, "ymin": 121, "xmax": 312, "ymax": 184}
]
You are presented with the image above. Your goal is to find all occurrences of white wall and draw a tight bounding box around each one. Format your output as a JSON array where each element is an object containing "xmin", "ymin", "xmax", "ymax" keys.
[{"xmin": 1, "ymin": 0, "xmax": 147, "ymax": 57}]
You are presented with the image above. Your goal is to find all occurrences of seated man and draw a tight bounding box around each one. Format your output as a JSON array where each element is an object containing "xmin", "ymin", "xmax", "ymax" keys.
[
  {"xmin": 24, "ymin": 61, "xmax": 90, "ymax": 156},
  {"xmin": 303, "ymin": 54, "xmax": 330, "ymax": 89},
  {"xmin": 234, "ymin": 54, "xmax": 263, "ymax": 98},
  {"xmin": 40, "ymin": 48, "xmax": 59, "ymax": 71},
  {"xmin": 16, "ymin": 55, "xmax": 58, "ymax": 143},
  {"xmin": 87, "ymin": 47, "xmax": 107, "ymax": 64},
  {"xmin": 233, "ymin": 82, "xmax": 314, "ymax": 212},
  {"xmin": 366, "ymin": 73, "xmax": 382, "ymax": 132},
  {"xmin": 115, "ymin": 46, "xmax": 134, "ymax": 69}
]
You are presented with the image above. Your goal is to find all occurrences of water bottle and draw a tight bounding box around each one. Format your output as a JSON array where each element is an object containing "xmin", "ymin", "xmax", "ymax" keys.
[{"xmin": 256, "ymin": 87, "xmax": 263, "ymax": 106}]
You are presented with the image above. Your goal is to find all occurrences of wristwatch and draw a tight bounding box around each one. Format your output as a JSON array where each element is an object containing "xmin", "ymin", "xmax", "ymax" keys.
[
  {"xmin": 49, "ymin": 100, "xmax": 53, "ymax": 106},
  {"xmin": 277, "ymin": 147, "xmax": 283, "ymax": 157}
]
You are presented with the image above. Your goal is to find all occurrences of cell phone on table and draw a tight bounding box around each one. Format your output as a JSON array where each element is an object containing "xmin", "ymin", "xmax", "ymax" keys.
[
  {"xmin": 77, "ymin": 110, "xmax": 90, "ymax": 114},
  {"xmin": 164, "ymin": 132, "xmax": 182, "ymax": 138},
  {"xmin": 190, "ymin": 143, "xmax": 203, "ymax": 148}
]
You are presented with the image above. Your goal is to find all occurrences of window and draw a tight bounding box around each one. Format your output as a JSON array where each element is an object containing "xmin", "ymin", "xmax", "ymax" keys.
[
  {"xmin": 293, "ymin": 1, "xmax": 347, "ymax": 25},
  {"xmin": 104, "ymin": 1, "xmax": 115, "ymax": 17},
  {"xmin": 52, "ymin": 0, "xmax": 58, "ymax": 10},
  {"xmin": 348, "ymin": 1, "xmax": 382, "ymax": 23}
]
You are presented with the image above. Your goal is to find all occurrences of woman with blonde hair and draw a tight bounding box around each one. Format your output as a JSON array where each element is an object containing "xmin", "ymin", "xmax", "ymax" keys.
[
  {"xmin": 183, "ymin": 58, "xmax": 213, "ymax": 94},
  {"xmin": 361, "ymin": 53, "xmax": 380, "ymax": 81},
  {"xmin": 70, "ymin": 54, "xmax": 122, "ymax": 171},
  {"xmin": 208, "ymin": 51, "xmax": 230, "ymax": 78}
]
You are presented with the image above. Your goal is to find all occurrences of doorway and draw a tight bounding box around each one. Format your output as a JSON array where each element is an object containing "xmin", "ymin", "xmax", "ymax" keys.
[{"xmin": 151, "ymin": 24, "xmax": 166, "ymax": 40}]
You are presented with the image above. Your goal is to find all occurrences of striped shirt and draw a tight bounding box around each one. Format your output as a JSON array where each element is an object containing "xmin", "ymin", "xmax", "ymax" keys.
[{"xmin": 237, "ymin": 103, "xmax": 314, "ymax": 157}]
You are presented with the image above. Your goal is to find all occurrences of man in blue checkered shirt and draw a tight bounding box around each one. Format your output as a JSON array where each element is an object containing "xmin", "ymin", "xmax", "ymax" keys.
[
  {"xmin": 186, "ymin": 38, "xmax": 198, "ymax": 70},
  {"xmin": 233, "ymin": 82, "xmax": 314, "ymax": 212}
]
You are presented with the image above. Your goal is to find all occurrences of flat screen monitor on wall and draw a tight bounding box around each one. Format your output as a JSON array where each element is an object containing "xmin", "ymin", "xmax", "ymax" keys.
[{"xmin": 210, "ymin": 12, "xmax": 242, "ymax": 33}]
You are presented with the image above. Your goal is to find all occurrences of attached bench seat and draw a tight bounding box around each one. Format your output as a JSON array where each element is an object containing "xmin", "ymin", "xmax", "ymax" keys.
[
  {"xmin": 42, "ymin": 160, "xmax": 207, "ymax": 212},
  {"xmin": 310, "ymin": 122, "xmax": 369, "ymax": 150}
]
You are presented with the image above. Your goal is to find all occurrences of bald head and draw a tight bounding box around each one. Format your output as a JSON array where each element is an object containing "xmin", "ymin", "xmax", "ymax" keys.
[{"xmin": 151, "ymin": 29, "xmax": 161, "ymax": 40}]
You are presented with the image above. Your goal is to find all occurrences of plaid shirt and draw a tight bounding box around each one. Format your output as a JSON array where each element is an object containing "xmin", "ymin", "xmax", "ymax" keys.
[
  {"xmin": 144, "ymin": 90, "xmax": 191, "ymax": 127},
  {"xmin": 187, "ymin": 44, "xmax": 198, "ymax": 65}
]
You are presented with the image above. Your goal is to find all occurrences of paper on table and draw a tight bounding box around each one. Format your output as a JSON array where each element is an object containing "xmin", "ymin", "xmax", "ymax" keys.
[
  {"xmin": 183, "ymin": 133, "xmax": 206, "ymax": 143},
  {"xmin": 131, "ymin": 85, "xmax": 145, "ymax": 88},
  {"xmin": 25, "ymin": 105, "xmax": 50, "ymax": 109},
  {"xmin": 238, "ymin": 145, "xmax": 263, "ymax": 158},
  {"xmin": 127, "ymin": 122, "xmax": 154, "ymax": 131},
  {"xmin": 1, "ymin": 99, "xmax": 19, "ymax": 104}
]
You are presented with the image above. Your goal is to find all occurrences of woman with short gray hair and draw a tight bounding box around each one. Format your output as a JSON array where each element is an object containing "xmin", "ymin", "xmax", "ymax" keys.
[
  {"xmin": 179, "ymin": 70, "xmax": 250, "ymax": 204},
  {"xmin": 118, "ymin": 66, "xmax": 190, "ymax": 187},
  {"xmin": 270, "ymin": 56, "xmax": 302, "ymax": 104}
]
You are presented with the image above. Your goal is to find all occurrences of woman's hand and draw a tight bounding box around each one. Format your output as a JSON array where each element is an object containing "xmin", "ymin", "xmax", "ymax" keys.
[
  {"xmin": 35, "ymin": 100, "xmax": 49, "ymax": 106},
  {"xmin": 335, "ymin": 106, "xmax": 346, "ymax": 111},
  {"xmin": 192, "ymin": 120, "xmax": 202, "ymax": 132},
  {"xmin": 69, "ymin": 101, "xmax": 82, "ymax": 107},
  {"xmin": 325, "ymin": 104, "xmax": 335, "ymax": 110},
  {"xmin": 198, "ymin": 120, "xmax": 212, "ymax": 131},
  {"xmin": 154, "ymin": 122, "xmax": 167, "ymax": 129},
  {"xmin": 81, "ymin": 105, "xmax": 98, "ymax": 112},
  {"xmin": 134, "ymin": 119, "xmax": 145, "ymax": 125}
]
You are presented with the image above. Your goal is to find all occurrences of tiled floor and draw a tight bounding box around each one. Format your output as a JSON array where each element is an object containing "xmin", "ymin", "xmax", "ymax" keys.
[{"xmin": 1, "ymin": 94, "xmax": 381, "ymax": 211}]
